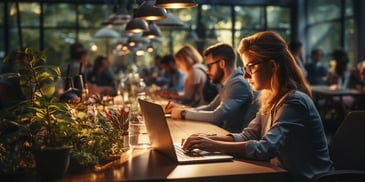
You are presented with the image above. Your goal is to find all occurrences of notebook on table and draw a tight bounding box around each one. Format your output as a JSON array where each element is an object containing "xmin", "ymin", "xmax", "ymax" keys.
[{"xmin": 138, "ymin": 99, "xmax": 233, "ymax": 164}]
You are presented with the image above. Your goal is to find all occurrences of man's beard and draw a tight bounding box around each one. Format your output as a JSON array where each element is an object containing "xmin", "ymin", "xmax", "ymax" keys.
[{"xmin": 212, "ymin": 68, "xmax": 224, "ymax": 84}]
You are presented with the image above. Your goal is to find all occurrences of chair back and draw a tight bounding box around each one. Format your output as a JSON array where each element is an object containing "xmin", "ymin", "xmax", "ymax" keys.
[{"xmin": 330, "ymin": 110, "xmax": 365, "ymax": 170}]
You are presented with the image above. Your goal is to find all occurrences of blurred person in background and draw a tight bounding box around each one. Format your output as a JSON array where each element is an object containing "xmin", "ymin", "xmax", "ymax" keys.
[
  {"xmin": 146, "ymin": 55, "xmax": 170, "ymax": 87},
  {"xmin": 289, "ymin": 40, "xmax": 307, "ymax": 77},
  {"xmin": 59, "ymin": 43, "xmax": 90, "ymax": 99},
  {"xmin": 348, "ymin": 61, "xmax": 365, "ymax": 90},
  {"xmin": 305, "ymin": 48, "xmax": 328, "ymax": 85},
  {"xmin": 86, "ymin": 55, "xmax": 115, "ymax": 96},
  {"xmin": 156, "ymin": 54, "xmax": 185, "ymax": 93},
  {"xmin": 326, "ymin": 48, "xmax": 350, "ymax": 88},
  {"xmin": 160, "ymin": 45, "xmax": 207, "ymax": 107},
  {"xmin": 0, "ymin": 50, "xmax": 26, "ymax": 109}
]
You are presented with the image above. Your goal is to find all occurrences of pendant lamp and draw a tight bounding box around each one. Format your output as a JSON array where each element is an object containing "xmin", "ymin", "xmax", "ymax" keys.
[
  {"xmin": 135, "ymin": 0, "xmax": 167, "ymax": 21},
  {"xmin": 125, "ymin": 19, "xmax": 149, "ymax": 33},
  {"xmin": 142, "ymin": 21, "xmax": 162, "ymax": 38},
  {"xmin": 154, "ymin": 0, "xmax": 198, "ymax": 9},
  {"xmin": 155, "ymin": 11, "xmax": 185, "ymax": 28}
]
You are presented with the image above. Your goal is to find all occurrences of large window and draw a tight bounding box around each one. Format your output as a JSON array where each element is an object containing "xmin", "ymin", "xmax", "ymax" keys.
[
  {"xmin": 7, "ymin": 3, "xmax": 40, "ymax": 53},
  {"xmin": 1, "ymin": 1, "xmax": 291, "ymax": 71},
  {"xmin": 307, "ymin": 0, "xmax": 355, "ymax": 67},
  {"xmin": 157, "ymin": 4, "xmax": 290, "ymax": 62}
]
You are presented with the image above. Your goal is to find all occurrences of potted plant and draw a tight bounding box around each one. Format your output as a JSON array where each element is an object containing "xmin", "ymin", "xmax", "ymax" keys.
[
  {"xmin": 1, "ymin": 48, "xmax": 131, "ymax": 178},
  {"xmin": 67, "ymin": 97, "xmax": 130, "ymax": 172},
  {"xmin": 2, "ymin": 48, "xmax": 77, "ymax": 179}
]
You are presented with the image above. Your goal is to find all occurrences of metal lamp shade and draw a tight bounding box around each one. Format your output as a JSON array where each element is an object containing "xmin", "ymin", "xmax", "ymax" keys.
[
  {"xmin": 155, "ymin": 12, "xmax": 185, "ymax": 28},
  {"xmin": 154, "ymin": 0, "xmax": 198, "ymax": 9},
  {"xmin": 135, "ymin": 0, "xmax": 167, "ymax": 21},
  {"xmin": 125, "ymin": 19, "xmax": 149, "ymax": 33},
  {"xmin": 94, "ymin": 27, "xmax": 120, "ymax": 39},
  {"xmin": 142, "ymin": 22, "xmax": 162, "ymax": 38},
  {"xmin": 102, "ymin": 9, "xmax": 131, "ymax": 26}
]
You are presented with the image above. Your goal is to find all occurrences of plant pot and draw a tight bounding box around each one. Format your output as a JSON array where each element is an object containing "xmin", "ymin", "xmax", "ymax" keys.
[{"xmin": 33, "ymin": 146, "xmax": 73, "ymax": 180}]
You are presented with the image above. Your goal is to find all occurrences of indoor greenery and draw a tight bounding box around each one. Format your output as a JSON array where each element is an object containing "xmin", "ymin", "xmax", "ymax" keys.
[{"xmin": 0, "ymin": 48, "xmax": 129, "ymax": 177}]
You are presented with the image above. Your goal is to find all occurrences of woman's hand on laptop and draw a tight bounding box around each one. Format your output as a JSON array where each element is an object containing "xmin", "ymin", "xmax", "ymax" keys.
[{"xmin": 181, "ymin": 134, "xmax": 217, "ymax": 153}]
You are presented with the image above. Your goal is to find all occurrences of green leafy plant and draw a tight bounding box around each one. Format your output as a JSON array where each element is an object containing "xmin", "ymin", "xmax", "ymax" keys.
[
  {"xmin": 67, "ymin": 100, "xmax": 129, "ymax": 172},
  {"xmin": 1, "ymin": 48, "xmax": 130, "ymax": 174},
  {"xmin": 3, "ymin": 48, "xmax": 76, "ymax": 149}
]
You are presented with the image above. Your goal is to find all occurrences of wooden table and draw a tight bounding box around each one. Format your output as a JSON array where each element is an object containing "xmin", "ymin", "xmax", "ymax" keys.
[
  {"xmin": 311, "ymin": 85, "xmax": 365, "ymax": 101},
  {"xmin": 55, "ymin": 120, "xmax": 289, "ymax": 182},
  {"xmin": 311, "ymin": 85, "xmax": 365, "ymax": 132},
  {"xmin": 311, "ymin": 86, "xmax": 365, "ymax": 113}
]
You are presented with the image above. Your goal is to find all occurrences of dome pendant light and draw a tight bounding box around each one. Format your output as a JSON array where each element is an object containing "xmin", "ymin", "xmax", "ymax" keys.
[
  {"xmin": 125, "ymin": 19, "xmax": 149, "ymax": 33},
  {"xmin": 135, "ymin": 0, "xmax": 167, "ymax": 21},
  {"xmin": 154, "ymin": 0, "xmax": 198, "ymax": 9}
]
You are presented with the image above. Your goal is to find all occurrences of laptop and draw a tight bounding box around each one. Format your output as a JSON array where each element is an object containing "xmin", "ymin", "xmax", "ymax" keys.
[{"xmin": 138, "ymin": 99, "xmax": 233, "ymax": 164}]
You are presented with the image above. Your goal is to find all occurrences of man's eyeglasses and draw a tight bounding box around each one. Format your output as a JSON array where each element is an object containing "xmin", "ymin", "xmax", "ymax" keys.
[
  {"xmin": 206, "ymin": 59, "xmax": 222, "ymax": 69},
  {"xmin": 243, "ymin": 59, "xmax": 270, "ymax": 75}
]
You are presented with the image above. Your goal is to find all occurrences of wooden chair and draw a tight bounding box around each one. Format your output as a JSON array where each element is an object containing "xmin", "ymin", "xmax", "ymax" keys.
[{"xmin": 312, "ymin": 111, "xmax": 365, "ymax": 182}]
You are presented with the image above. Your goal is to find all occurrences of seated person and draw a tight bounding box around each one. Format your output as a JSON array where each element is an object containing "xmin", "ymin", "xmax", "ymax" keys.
[
  {"xmin": 161, "ymin": 45, "xmax": 207, "ymax": 107},
  {"xmin": 348, "ymin": 61, "xmax": 365, "ymax": 90},
  {"xmin": 165, "ymin": 43, "xmax": 257, "ymax": 133},
  {"xmin": 347, "ymin": 61, "xmax": 365, "ymax": 109},
  {"xmin": 182, "ymin": 31, "xmax": 334, "ymax": 181},
  {"xmin": 86, "ymin": 55, "xmax": 115, "ymax": 96},
  {"xmin": 305, "ymin": 48, "xmax": 327, "ymax": 85},
  {"xmin": 156, "ymin": 54, "xmax": 185, "ymax": 93},
  {"xmin": 0, "ymin": 53, "xmax": 26, "ymax": 109}
]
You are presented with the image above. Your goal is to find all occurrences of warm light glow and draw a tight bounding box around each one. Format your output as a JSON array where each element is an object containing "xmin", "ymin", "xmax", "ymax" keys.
[
  {"xmin": 147, "ymin": 47, "xmax": 154, "ymax": 52},
  {"xmin": 129, "ymin": 42, "xmax": 136, "ymax": 47},
  {"xmin": 116, "ymin": 44, "xmax": 123, "ymax": 49},
  {"xmin": 135, "ymin": 0, "xmax": 167, "ymax": 20},
  {"xmin": 91, "ymin": 44, "xmax": 98, "ymax": 51},
  {"xmin": 141, "ymin": 16, "xmax": 165, "ymax": 21},
  {"xmin": 122, "ymin": 45, "xmax": 129, "ymax": 51},
  {"xmin": 128, "ymin": 29, "xmax": 147, "ymax": 33},
  {"xmin": 136, "ymin": 50, "xmax": 145, "ymax": 56},
  {"xmin": 154, "ymin": 3, "xmax": 198, "ymax": 9}
]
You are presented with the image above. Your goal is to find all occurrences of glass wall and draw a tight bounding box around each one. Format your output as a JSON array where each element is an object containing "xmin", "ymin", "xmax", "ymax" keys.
[
  {"xmin": 307, "ymin": 0, "xmax": 355, "ymax": 67},
  {"xmin": 158, "ymin": 4, "xmax": 290, "ymax": 66},
  {"xmin": 0, "ymin": 0, "xmax": 356, "ymax": 73},
  {"xmin": 0, "ymin": 1, "xmax": 291, "ymax": 71}
]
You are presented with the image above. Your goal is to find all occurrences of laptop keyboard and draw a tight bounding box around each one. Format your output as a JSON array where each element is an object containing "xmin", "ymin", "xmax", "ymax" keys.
[{"xmin": 174, "ymin": 144, "xmax": 205, "ymax": 160}]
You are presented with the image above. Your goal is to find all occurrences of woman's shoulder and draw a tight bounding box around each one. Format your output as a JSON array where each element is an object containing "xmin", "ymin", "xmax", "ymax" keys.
[
  {"xmin": 192, "ymin": 64, "xmax": 206, "ymax": 71},
  {"xmin": 284, "ymin": 90, "xmax": 314, "ymax": 107},
  {"xmin": 192, "ymin": 64, "xmax": 207, "ymax": 77}
]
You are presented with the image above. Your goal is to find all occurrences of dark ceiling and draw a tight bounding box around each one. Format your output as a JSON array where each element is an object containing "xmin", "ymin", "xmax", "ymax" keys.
[{"xmin": 8, "ymin": 0, "xmax": 293, "ymax": 6}]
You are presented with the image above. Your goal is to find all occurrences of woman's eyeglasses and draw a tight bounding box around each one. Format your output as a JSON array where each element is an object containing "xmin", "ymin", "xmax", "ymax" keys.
[{"xmin": 243, "ymin": 59, "xmax": 270, "ymax": 75}]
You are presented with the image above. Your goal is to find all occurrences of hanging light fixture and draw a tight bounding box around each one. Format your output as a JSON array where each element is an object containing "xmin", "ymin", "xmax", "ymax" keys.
[
  {"xmin": 135, "ymin": 0, "xmax": 167, "ymax": 21},
  {"xmin": 125, "ymin": 19, "xmax": 149, "ymax": 33},
  {"xmin": 94, "ymin": 27, "xmax": 120, "ymax": 57},
  {"xmin": 154, "ymin": 0, "xmax": 198, "ymax": 9},
  {"xmin": 94, "ymin": 27, "xmax": 120, "ymax": 39},
  {"xmin": 125, "ymin": 0, "xmax": 149, "ymax": 33},
  {"xmin": 155, "ymin": 11, "xmax": 185, "ymax": 28},
  {"xmin": 142, "ymin": 21, "xmax": 162, "ymax": 39},
  {"xmin": 146, "ymin": 42, "xmax": 155, "ymax": 52},
  {"xmin": 102, "ymin": 0, "xmax": 131, "ymax": 26}
]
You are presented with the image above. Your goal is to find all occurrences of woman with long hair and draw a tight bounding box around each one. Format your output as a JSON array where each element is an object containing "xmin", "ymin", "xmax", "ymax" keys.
[
  {"xmin": 162, "ymin": 45, "xmax": 207, "ymax": 106},
  {"xmin": 181, "ymin": 31, "xmax": 333, "ymax": 181}
]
